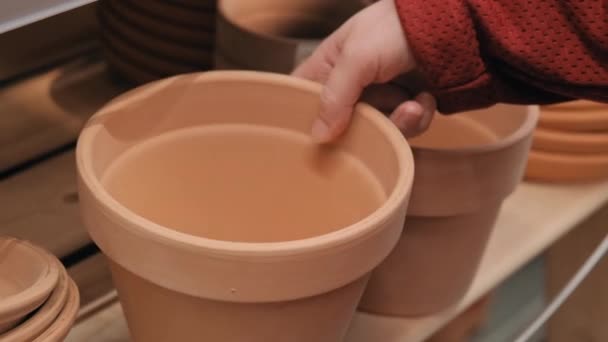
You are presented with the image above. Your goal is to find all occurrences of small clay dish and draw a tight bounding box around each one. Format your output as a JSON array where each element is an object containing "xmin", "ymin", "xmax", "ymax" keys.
[
  {"xmin": 107, "ymin": 0, "xmax": 215, "ymax": 46},
  {"xmin": 127, "ymin": 0, "xmax": 216, "ymax": 30},
  {"xmin": 32, "ymin": 279, "xmax": 80, "ymax": 342},
  {"xmin": 0, "ymin": 258, "xmax": 69, "ymax": 342},
  {"xmin": 539, "ymin": 105, "xmax": 608, "ymax": 132},
  {"xmin": 0, "ymin": 238, "xmax": 60, "ymax": 334},
  {"xmin": 525, "ymin": 150, "xmax": 608, "ymax": 183},
  {"xmin": 533, "ymin": 126, "xmax": 608, "ymax": 154},
  {"xmin": 542, "ymin": 100, "xmax": 606, "ymax": 112},
  {"xmin": 99, "ymin": 2, "xmax": 213, "ymax": 65}
]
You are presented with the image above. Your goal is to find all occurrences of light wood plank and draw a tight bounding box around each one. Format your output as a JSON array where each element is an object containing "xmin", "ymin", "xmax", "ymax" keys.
[
  {"xmin": 546, "ymin": 204, "xmax": 608, "ymax": 342},
  {"xmin": 0, "ymin": 150, "xmax": 88, "ymax": 257},
  {"xmin": 0, "ymin": 56, "xmax": 127, "ymax": 171}
]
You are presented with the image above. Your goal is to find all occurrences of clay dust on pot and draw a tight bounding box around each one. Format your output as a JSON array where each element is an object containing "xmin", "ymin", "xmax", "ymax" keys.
[
  {"xmin": 76, "ymin": 71, "xmax": 415, "ymax": 341},
  {"xmin": 359, "ymin": 104, "xmax": 539, "ymax": 316},
  {"xmin": 216, "ymin": 0, "xmax": 362, "ymax": 73},
  {"xmin": 0, "ymin": 238, "xmax": 60, "ymax": 334}
]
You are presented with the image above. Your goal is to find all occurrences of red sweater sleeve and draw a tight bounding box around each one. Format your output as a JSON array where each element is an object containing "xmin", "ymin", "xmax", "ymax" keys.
[{"xmin": 394, "ymin": 0, "xmax": 608, "ymax": 113}]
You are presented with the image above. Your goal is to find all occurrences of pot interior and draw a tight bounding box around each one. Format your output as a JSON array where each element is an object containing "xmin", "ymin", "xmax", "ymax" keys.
[
  {"xmin": 0, "ymin": 241, "xmax": 46, "ymax": 300},
  {"xmin": 221, "ymin": 0, "xmax": 361, "ymax": 41},
  {"xmin": 87, "ymin": 74, "xmax": 404, "ymax": 243},
  {"xmin": 409, "ymin": 104, "xmax": 532, "ymax": 150}
]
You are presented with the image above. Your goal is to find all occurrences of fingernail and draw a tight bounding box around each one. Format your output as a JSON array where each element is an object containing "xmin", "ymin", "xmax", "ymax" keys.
[{"xmin": 311, "ymin": 118, "xmax": 332, "ymax": 143}]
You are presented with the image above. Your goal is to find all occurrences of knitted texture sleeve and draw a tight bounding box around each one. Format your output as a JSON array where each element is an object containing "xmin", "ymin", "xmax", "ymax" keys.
[{"xmin": 394, "ymin": 0, "xmax": 608, "ymax": 113}]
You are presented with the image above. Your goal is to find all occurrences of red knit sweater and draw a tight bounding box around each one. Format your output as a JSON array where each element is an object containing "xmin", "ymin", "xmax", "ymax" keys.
[{"xmin": 394, "ymin": 0, "xmax": 608, "ymax": 113}]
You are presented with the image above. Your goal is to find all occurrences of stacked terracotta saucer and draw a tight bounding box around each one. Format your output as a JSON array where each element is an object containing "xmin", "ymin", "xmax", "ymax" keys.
[
  {"xmin": 98, "ymin": 0, "xmax": 217, "ymax": 85},
  {"xmin": 0, "ymin": 238, "xmax": 79, "ymax": 341},
  {"xmin": 526, "ymin": 100, "xmax": 608, "ymax": 182}
]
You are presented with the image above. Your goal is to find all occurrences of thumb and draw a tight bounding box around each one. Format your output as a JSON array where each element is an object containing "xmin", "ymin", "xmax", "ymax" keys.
[{"xmin": 311, "ymin": 50, "xmax": 376, "ymax": 143}]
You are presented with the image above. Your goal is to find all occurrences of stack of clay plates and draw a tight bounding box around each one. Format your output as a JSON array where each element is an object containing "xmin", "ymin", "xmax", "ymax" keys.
[
  {"xmin": 526, "ymin": 100, "xmax": 608, "ymax": 182},
  {"xmin": 98, "ymin": 0, "xmax": 217, "ymax": 85},
  {"xmin": 0, "ymin": 238, "xmax": 79, "ymax": 341}
]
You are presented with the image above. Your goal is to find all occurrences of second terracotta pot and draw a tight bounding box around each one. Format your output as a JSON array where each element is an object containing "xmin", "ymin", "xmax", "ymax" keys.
[
  {"xmin": 217, "ymin": 0, "xmax": 361, "ymax": 73},
  {"xmin": 77, "ymin": 71, "xmax": 414, "ymax": 341},
  {"xmin": 359, "ymin": 104, "xmax": 539, "ymax": 316}
]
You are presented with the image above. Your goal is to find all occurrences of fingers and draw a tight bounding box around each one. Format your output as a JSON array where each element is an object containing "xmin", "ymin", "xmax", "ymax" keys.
[
  {"xmin": 389, "ymin": 92, "xmax": 437, "ymax": 137},
  {"xmin": 311, "ymin": 49, "xmax": 377, "ymax": 143},
  {"xmin": 360, "ymin": 83, "xmax": 410, "ymax": 113}
]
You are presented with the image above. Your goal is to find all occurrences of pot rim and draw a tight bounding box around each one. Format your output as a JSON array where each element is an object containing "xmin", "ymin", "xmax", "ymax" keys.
[
  {"xmin": 76, "ymin": 70, "xmax": 414, "ymax": 258},
  {"xmin": 0, "ymin": 238, "xmax": 60, "ymax": 322},
  {"xmin": 412, "ymin": 105, "xmax": 540, "ymax": 155}
]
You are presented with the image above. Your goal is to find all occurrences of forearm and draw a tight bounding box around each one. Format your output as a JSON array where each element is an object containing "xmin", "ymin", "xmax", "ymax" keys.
[{"xmin": 395, "ymin": 0, "xmax": 608, "ymax": 113}]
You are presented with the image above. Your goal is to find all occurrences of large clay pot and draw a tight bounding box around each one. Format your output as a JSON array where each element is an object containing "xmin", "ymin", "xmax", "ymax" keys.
[
  {"xmin": 0, "ymin": 238, "xmax": 60, "ymax": 333},
  {"xmin": 76, "ymin": 71, "xmax": 415, "ymax": 341},
  {"xmin": 360, "ymin": 104, "xmax": 539, "ymax": 316},
  {"xmin": 216, "ymin": 0, "xmax": 361, "ymax": 73}
]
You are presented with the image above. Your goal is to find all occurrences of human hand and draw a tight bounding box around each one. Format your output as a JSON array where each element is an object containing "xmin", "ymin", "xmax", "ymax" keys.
[{"xmin": 293, "ymin": 0, "xmax": 436, "ymax": 143}]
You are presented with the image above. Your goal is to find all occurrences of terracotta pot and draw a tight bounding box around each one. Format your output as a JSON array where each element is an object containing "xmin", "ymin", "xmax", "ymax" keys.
[
  {"xmin": 128, "ymin": 0, "xmax": 216, "ymax": 30},
  {"xmin": 533, "ymin": 126, "xmax": 608, "ymax": 154},
  {"xmin": 525, "ymin": 150, "xmax": 608, "ymax": 183},
  {"xmin": 0, "ymin": 238, "xmax": 60, "ymax": 333},
  {"xmin": 213, "ymin": 53, "xmax": 244, "ymax": 70},
  {"xmin": 0, "ymin": 259, "xmax": 69, "ymax": 342},
  {"xmin": 77, "ymin": 71, "xmax": 415, "ymax": 341},
  {"xmin": 106, "ymin": 0, "xmax": 215, "ymax": 46},
  {"xmin": 99, "ymin": 2, "xmax": 213, "ymax": 65},
  {"xmin": 217, "ymin": 0, "xmax": 361, "ymax": 73},
  {"xmin": 32, "ymin": 279, "xmax": 80, "ymax": 342},
  {"xmin": 169, "ymin": 0, "xmax": 217, "ymax": 10},
  {"xmin": 360, "ymin": 104, "xmax": 539, "ymax": 316},
  {"xmin": 539, "ymin": 103, "xmax": 608, "ymax": 132}
]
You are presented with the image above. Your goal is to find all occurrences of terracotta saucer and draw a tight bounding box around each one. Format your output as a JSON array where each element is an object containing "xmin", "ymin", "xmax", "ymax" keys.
[
  {"xmin": 31, "ymin": 279, "xmax": 79, "ymax": 342},
  {"xmin": 541, "ymin": 100, "xmax": 606, "ymax": 112},
  {"xmin": 99, "ymin": 3, "xmax": 213, "ymax": 65},
  {"xmin": 0, "ymin": 258, "xmax": 69, "ymax": 342},
  {"xmin": 106, "ymin": 0, "xmax": 215, "ymax": 47},
  {"xmin": 525, "ymin": 149, "xmax": 608, "ymax": 183},
  {"xmin": 533, "ymin": 126, "xmax": 608, "ymax": 153},
  {"xmin": 0, "ymin": 238, "xmax": 60, "ymax": 334},
  {"xmin": 539, "ymin": 105, "xmax": 608, "ymax": 131},
  {"xmin": 127, "ymin": 0, "xmax": 216, "ymax": 30}
]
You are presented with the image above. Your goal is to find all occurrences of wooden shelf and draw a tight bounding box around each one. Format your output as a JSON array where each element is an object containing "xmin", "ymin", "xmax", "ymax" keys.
[{"xmin": 66, "ymin": 180, "xmax": 608, "ymax": 341}]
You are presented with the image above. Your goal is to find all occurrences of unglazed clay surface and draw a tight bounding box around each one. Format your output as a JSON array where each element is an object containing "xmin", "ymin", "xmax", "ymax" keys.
[{"xmin": 103, "ymin": 125, "xmax": 385, "ymax": 242}]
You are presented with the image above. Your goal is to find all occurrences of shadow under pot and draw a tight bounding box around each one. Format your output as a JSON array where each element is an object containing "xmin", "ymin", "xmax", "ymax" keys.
[
  {"xmin": 76, "ymin": 71, "xmax": 415, "ymax": 341},
  {"xmin": 216, "ymin": 0, "xmax": 362, "ymax": 73},
  {"xmin": 359, "ymin": 104, "xmax": 539, "ymax": 316}
]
